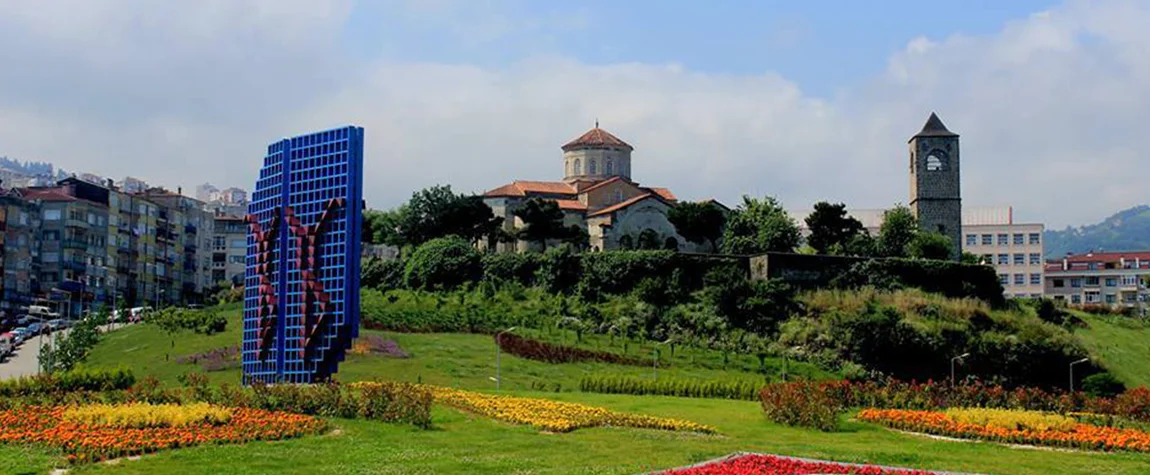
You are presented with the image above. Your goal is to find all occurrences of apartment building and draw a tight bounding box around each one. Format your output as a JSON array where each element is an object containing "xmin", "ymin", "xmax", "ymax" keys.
[
  {"xmin": 22, "ymin": 183, "xmax": 111, "ymax": 317},
  {"xmin": 140, "ymin": 188, "xmax": 214, "ymax": 306},
  {"xmin": 962, "ymin": 208, "xmax": 1045, "ymax": 298},
  {"xmin": 0, "ymin": 190, "xmax": 39, "ymax": 313},
  {"xmin": 211, "ymin": 214, "xmax": 247, "ymax": 286},
  {"xmin": 1044, "ymin": 252, "xmax": 1150, "ymax": 308}
]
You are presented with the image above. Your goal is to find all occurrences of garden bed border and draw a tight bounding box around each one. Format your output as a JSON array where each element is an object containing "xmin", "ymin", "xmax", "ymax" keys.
[{"xmin": 643, "ymin": 451, "xmax": 989, "ymax": 475}]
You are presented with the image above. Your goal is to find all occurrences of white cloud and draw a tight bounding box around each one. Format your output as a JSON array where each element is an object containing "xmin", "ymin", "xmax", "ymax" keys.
[{"xmin": 1, "ymin": 0, "xmax": 1148, "ymax": 228}]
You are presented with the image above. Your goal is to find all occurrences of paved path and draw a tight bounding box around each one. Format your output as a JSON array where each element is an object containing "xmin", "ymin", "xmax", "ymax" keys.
[{"xmin": 0, "ymin": 323, "xmax": 130, "ymax": 380}]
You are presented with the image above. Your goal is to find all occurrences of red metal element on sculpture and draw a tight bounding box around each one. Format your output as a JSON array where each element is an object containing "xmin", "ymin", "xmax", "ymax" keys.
[
  {"xmin": 284, "ymin": 198, "xmax": 347, "ymax": 360},
  {"xmin": 246, "ymin": 211, "xmax": 281, "ymax": 361}
]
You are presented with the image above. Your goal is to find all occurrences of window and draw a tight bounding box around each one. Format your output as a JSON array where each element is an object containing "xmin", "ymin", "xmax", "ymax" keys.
[
  {"xmin": 981, "ymin": 234, "xmax": 993, "ymax": 245},
  {"xmin": 1013, "ymin": 234, "xmax": 1024, "ymax": 245},
  {"xmin": 982, "ymin": 254, "xmax": 993, "ymax": 264},
  {"xmin": 999, "ymin": 274, "xmax": 1009, "ymax": 285},
  {"xmin": 1071, "ymin": 294, "xmax": 1082, "ymax": 304},
  {"xmin": 588, "ymin": 159, "xmax": 597, "ymax": 175},
  {"xmin": 42, "ymin": 252, "xmax": 59, "ymax": 263},
  {"xmin": 1124, "ymin": 293, "xmax": 1137, "ymax": 303},
  {"xmin": 1105, "ymin": 278, "xmax": 1117, "ymax": 287},
  {"xmin": 230, "ymin": 239, "xmax": 246, "ymax": 249},
  {"xmin": 1030, "ymin": 273, "xmax": 1042, "ymax": 285},
  {"xmin": 926, "ymin": 154, "xmax": 944, "ymax": 171},
  {"xmin": 606, "ymin": 158, "xmax": 614, "ymax": 175},
  {"xmin": 43, "ymin": 230, "xmax": 60, "ymax": 241},
  {"xmin": 966, "ymin": 234, "xmax": 977, "ymax": 246},
  {"xmin": 1029, "ymin": 253, "xmax": 1042, "ymax": 265},
  {"xmin": 228, "ymin": 256, "xmax": 244, "ymax": 264},
  {"xmin": 1085, "ymin": 293, "xmax": 1100, "ymax": 304},
  {"xmin": 1105, "ymin": 294, "xmax": 1117, "ymax": 304},
  {"xmin": 1014, "ymin": 274, "xmax": 1025, "ymax": 286},
  {"xmin": 573, "ymin": 158, "xmax": 581, "ymax": 175},
  {"xmin": 1029, "ymin": 233, "xmax": 1040, "ymax": 245},
  {"xmin": 997, "ymin": 254, "xmax": 1009, "ymax": 265},
  {"xmin": 997, "ymin": 234, "xmax": 1009, "ymax": 245},
  {"xmin": 1086, "ymin": 276, "xmax": 1100, "ymax": 286},
  {"xmin": 1013, "ymin": 254, "xmax": 1024, "ymax": 265},
  {"xmin": 44, "ymin": 209, "xmax": 61, "ymax": 221},
  {"xmin": 1070, "ymin": 278, "xmax": 1083, "ymax": 288}
]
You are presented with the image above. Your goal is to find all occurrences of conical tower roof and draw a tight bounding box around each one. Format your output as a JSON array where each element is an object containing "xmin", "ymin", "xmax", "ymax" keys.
[
  {"xmin": 562, "ymin": 122, "xmax": 633, "ymax": 151},
  {"xmin": 910, "ymin": 112, "xmax": 959, "ymax": 141}
]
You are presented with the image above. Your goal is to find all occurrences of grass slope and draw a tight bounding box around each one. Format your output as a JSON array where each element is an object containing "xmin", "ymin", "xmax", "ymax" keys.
[
  {"xmin": 27, "ymin": 306, "xmax": 1150, "ymax": 474},
  {"xmin": 1075, "ymin": 313, "xmax": 1150, "ymax": 388}
]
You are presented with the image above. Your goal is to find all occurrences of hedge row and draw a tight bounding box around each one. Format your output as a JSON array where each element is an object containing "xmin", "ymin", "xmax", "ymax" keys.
[
  {"xmin": 579, "ymin": 375, "xmax": 761, "ymax": 401},
  {"xmin": 497, "ymin": 334, "xmax": 652, "ymax": 366},
  {"xmin": 831, "ymin": 258, "xmax": 1005, "ymax": 307},
  {"xmin": 0, "ymin": 368, "xmax": 136, "ymax": 398}
]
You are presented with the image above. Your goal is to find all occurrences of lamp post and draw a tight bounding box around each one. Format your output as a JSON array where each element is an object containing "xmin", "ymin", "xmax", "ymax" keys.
[
  {"xmin": 1070, "ymin": 357, "xmax": 1090, "ymax": 393},
  {"xmin": 653, "ymin": 338, "xmax": 673, "ymax": 381},
  {"xmin": 494, "ymin": 326, "xmax": 517, "ymax": 391},
  {"xmin": 950, "ymin": 352, "xmax": 970, "ymax": 386}
]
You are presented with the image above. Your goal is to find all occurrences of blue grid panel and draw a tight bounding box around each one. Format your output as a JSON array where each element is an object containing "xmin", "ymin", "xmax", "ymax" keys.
[{"xmin": 242, "ymin": 126, "xmax": 364, "ymax": 385}]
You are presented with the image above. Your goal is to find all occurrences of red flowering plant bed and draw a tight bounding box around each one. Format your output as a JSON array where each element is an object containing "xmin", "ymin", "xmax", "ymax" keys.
[{"xmin": 653, "ymin": 453, "xmax": 984, "ymax": 475}]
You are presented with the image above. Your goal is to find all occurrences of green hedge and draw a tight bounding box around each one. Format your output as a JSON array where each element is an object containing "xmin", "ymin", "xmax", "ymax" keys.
[
  {"xmin": 830, "ymin": 258, "xmax": 1005, "ymax": 306},
  {"xmin": 580, "ymin": 375, "xmax": 761, "ymax": 401},
  {"xmin": 404, "ymin": 236, "xmax": 482, "ymax": 290},
  {"xmin": 0, "ymin": 368, "xmax": 136, "ymax": 398},
  {"xmin": 481, "ymin": 252, "xmax": 542, "ymax": 286}
]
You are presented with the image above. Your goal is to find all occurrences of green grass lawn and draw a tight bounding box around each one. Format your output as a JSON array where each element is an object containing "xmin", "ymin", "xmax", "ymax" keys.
[
  {"xmin": 16, "ymin": 307, "xmax": 1150, "ymax": 474},
  {"xmin": 1075, "ymin": 313, "xmax": 1150, "ymax": 388}
]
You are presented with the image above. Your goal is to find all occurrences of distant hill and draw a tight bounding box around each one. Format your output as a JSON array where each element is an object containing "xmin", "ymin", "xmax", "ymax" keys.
[
  {"xmin": 0, "ymin": 156, "xmax": 53, "ymax": 176},
  {"xmin": 1044, "ymin": 205, "xmax": 1150, "ymax": 258}
]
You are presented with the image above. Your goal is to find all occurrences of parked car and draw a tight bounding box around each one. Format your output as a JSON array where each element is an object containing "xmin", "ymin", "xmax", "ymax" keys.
[
  {"xmin": 0, "ymin": 333, "xmax": 13, "ymax": 360},
  {"xmin": 46, "ymin": 319, "xmax": 66, "ymax": 332},
  {"xmin": 10, "ymin": 328, "xmax": 28, "ymax": 345},
  {"xmin": 27, "ymin": 323, "xmax": 44, "ymax": 336},
  {"xmin": 16, "ymin": 315, "xmax": 35, "ymax": 326}
]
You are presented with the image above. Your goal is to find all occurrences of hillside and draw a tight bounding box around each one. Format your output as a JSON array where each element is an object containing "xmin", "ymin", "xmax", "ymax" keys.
[
  {"xmin": 1045, "ymin": 205, "xmax": 1150, "ymax": 258},
  {"xmin": 55, "ymin": 306, "xmax": 1150, "ymax": 475},
  {"xmin": 1073, "ymin": 313, "xmax": 1150, "ymax": 388}
]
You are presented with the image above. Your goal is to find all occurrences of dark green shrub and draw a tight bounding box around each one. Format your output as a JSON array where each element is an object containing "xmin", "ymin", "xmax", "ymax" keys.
[
  {"xmin": 403, "ymin": 236, "xmax": 482, "ymax": 290},
  {"xmin": 0, "ymin": 368, "xmax": 136, "ymax": 398},
  {"xmin": 481, "ymin": 252, "xmax": 542, "ymax": 285},
  {"xmin": 580, "ymin": 375, "xmax": 760, "ymax": 401},
  {"xmin": 535, "ymin": 245, "xmax": 581, "ymax": 294},
  {"xmin": 1083, "ymin": 373, "xmax": 1127, "ymax": 398},
  {"xmin": 830, "ymin": 258, "xmax": 1005, "ymax": 306},
  {"xmin": 362, "ymin": 257, "xmax": 405, "ymax": 291},
  {"xmin": 578, "ymin": 250, "xmax": 676, "ymax": 300},
  {"xmin": 1036, "ymin": 298, "xmax": 1067, "ymax": 325}
]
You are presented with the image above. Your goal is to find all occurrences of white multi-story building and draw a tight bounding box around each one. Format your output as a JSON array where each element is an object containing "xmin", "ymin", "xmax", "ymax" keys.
[{"xmin": 1045, "ymin": 251, "xmax": 1150, "ymax": 308}]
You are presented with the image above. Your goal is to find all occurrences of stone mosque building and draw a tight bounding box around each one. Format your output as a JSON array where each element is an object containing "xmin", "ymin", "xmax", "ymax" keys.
[{"xmin": 482, "ymin": 123, "xmax": 706, "ymax": 253}]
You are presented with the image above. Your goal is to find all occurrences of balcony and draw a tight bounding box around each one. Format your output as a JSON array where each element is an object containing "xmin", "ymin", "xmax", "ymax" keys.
[
  {"xmin": 62, "ymin": 260, "xmax": 87, "ymax": 272},
  {"xmin": 62, "ymin": 239, "xmax": 88, "ymax": 250},
  {"xmin": 185, "ymin": 224, "xmax": 198, "ymax": 234}
]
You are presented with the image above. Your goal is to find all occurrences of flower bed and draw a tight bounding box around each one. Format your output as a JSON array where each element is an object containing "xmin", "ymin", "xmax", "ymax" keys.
[
  {"xmin": 63, "ymin": 402, "xmax": 231, "ymax": 428},
  {"xmin": 496, "ymin": 333, "xmax": 652, "ymax": 366},
  {"xmin": 428, "ymin": 385, "xmax": 715, "ymax": 433},
  {"xmin": 350, "ymin": 335, "xmax": 410, "ymax": 358},
  {"xmin": 656, "ymin": 453, "xmax": 972, "ymax": 474},
  {"xmin": 0, "ymin": 404, "xmax": 326, "ymax": 463},
  {"xmin": 176, "ymin": 345, "xmax": 240, "ymax": 372},
  {"xmin": 859, "ymin": 408, "xmax": 1150, "ymax": 453}
]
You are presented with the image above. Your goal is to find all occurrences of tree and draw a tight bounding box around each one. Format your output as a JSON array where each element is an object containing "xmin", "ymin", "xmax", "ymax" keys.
[
  {"xmin": 720, "ymin": 195, "xmax": 800, "ymax": 254},
  {"xmin": 907, "ymin": 231, "xmax": 954, "ymax": 260},
  {"xmin": 363, "ymin": 207, "xmax": 407, "ymax": 247},
  {"xmin": 513, "ymin": 198, "xmax": 572, "ymax": 251},
  {"xmin": 668, "ymin": 201, "xmax": 727, "ymax": 252},
  {"xmin": 398, "ymin": 185, "xmax": 501, "ymax": 246},
  {"xmin": 804, "ymin": 202, "xmax": 864, "ymax": 255},
  {"xmin": 877, "ymin": 205, "xmax": 917, "ymax": 258},
  {"xmin": 961, "ymin": 251, "xmax": 983, "ymax": 265},
  {"xmin": 637, "ymin": 229, "xmax": 662, "ymax": 250},
  {"xmin": 831, "ymin": 233, "xmax": 877, "ymax": 257},
  {"xmin": 403, "ymin": 236, "xmax": 482, "ymax": 290}
]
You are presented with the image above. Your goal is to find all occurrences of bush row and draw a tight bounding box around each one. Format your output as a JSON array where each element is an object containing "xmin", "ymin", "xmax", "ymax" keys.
[
  {"xmin": 496, "ymin": 333, "xmax": 652, "ymax": 366},
  {"xmin": 0, "ymin": 368, "xmax": 136, "ymax": 398},
  {"xmin": 758, "ymin": 379, "xmax": 1150, "ymax": 431},
  {"xmin": 830, "ymin": 258, "xmax": 1005, "ymax": 307},
  {"xmin": 579, "ymin": 375, "xmax": 761, "ymax": 401}
]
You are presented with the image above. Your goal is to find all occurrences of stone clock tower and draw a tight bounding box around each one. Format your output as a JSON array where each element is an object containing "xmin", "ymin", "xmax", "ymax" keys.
[{"xmin": 908, "ymin": 112, "xmax": 962, "ymax": 261}]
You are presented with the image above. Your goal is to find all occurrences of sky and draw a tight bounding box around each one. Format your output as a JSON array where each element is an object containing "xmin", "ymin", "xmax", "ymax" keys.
[{"xmin": 1, "ymin": 0, "xmax": 1147, "ymax": 229}]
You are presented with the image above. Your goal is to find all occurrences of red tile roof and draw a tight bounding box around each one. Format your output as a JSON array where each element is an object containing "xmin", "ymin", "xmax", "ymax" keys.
[
  {"xmin": 578, "ymin": 176, "xmax": 627, "ymax": 194},
  {"xmin": 484, "ymin": 181, "xmax": 577, "ymax": 198},
  {"xmin": 587, "ymin": 193, "xmax": 669, "ymax": 217},
  {"xmin": 554, "ymin": 199, "xmax": 587, "ymax": 211},
  {"xmin": 1060, "ymin": 251, "xmax": 1150, "ymax": 263},
  {"xmin": 647, "ymin": 187, "xmax": 677, "ymax": 202},
  {"xmin": 562, "ymin": 126, "xmax": 633, "ymax": 151},
  {"xmin": 21, "ymin": 187, "xmax": 76, "ymax": 202}
]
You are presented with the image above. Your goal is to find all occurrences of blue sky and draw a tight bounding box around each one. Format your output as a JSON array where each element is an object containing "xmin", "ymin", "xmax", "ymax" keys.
[
  {"xmin": 348, "ymin": 0, "xmax": 1057, "ymax": 97},
  {"xmin": 2, "ymin": 0, "xmax": 1149, "ymax": 229}
]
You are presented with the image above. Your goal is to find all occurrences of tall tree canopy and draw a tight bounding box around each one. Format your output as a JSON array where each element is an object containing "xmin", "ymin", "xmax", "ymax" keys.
[
  {"xmin": 667, "ymin": 201, "xmax": 727, "ymax": 252},
  {"xmin": 720, "ymin": 195, "xmax": 800, "ymax": 254},
  {"xmin": 877, "ymin": 205, "xmax": 918, "ymax": 258},
  {"xmin": 513, "ymin": 198, "xmax": 576, "ymax": 251},
  {"xmin": 804, "ymin": 201, "xmax": 864, "ymax": 255},
  {"xmin": 396, "ymin": 185, "xmax": 502, "ymax": 246},
  {"xmin": 363, "ymin": 206, "xmax": 406, "ymax": 246},
  {"xmin": 908, "ymin": 231, "xmax": 954, "ymax": 260}
]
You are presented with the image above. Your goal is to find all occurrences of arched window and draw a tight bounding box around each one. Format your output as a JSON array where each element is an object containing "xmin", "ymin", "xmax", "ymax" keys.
[
  {"xmin": 926, "ymin": 154, "xmax": 944, "ymax": 171},
  {"xmin": 573, "ymin": 158, "xmax": 581, "ymax": 175},
  {"xmin": 589, "ymin": 159, "xmax": 597, "ymax": 175},
  {"xmin": 606, "ymin": 158, "xmax": 614, "ymax": 175}
]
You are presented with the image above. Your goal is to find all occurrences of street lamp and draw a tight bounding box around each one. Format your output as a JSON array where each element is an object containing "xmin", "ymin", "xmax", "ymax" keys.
[
  {"xmin": 950, "ymin": 352, "xmax": 970, "ymax": 386},
  {"xmin": 653, "ymin": 338, "xmax": 673, "ymax": 381},
  {"xmin": 494, "ymin": 327, "xmax": 517, "ymax": 391},
  {"xmin": 1070, "ymin": 357, "xmax": 1090, "ymax": 393}
]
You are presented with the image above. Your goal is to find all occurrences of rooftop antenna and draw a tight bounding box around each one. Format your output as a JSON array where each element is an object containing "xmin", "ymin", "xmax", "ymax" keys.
[{"xmin": 595, "ymin": 118, "xmax": 599, "ymax": 128}]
